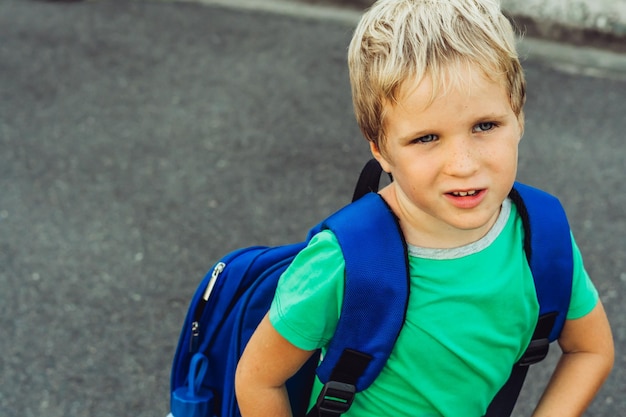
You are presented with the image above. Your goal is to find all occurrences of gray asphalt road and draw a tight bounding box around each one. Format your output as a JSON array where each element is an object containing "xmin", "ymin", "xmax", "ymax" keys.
[{"xmin": 0, "ymin": 1, "xmax": 624, "ymax": 416}]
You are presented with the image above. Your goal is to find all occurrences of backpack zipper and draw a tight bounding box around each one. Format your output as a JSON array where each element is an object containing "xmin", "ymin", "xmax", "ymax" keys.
[
  {"xmin": 190, "ymin": 262, "xmax": 226, "ymax": 352},
  {"xmin": 203, "ymin": 262, "xmax": 226, "ymax": 301}
]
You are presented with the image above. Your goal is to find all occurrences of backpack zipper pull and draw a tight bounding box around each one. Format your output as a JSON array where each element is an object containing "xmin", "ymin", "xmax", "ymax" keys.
[
  {"xmin": 190, "ymin": 262, "xmax": 226, "ymax": 353},
  {"xmin": 190, "ymin": 321, "xmax": 200, "ymax": 353},
  {"xmin": 203, "ymin": 262, "xmax": 226, "ymax": 301}
]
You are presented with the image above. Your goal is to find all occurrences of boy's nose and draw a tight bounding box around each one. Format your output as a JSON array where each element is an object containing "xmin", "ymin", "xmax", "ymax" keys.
[{"xmin": 442, "ymin": 137, "xmax": 480, "ymax": 177}]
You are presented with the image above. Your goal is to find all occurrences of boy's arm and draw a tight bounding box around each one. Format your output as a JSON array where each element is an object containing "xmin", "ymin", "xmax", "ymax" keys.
[
  {"xmin": 235, "ymin": 313, "xmax": 316, "ymax": 417},
  {"xmin": 532, "ymin": 301, "xmax": 614, "ymax": 417}
]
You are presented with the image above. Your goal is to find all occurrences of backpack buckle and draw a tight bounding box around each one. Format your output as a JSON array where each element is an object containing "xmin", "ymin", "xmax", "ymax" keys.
[
  {"xmin": 314, "ymin": 381, "xmax": 356, "ymax": 415},
  {"xmin": 518, "ymin": 338, "xmax": 550, "ymax": 367}
]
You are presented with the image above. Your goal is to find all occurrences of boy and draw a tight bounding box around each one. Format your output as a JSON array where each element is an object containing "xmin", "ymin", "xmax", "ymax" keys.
[{"xmin": 235, "ymin": 0, "xmax": 614, "ymax": 416}]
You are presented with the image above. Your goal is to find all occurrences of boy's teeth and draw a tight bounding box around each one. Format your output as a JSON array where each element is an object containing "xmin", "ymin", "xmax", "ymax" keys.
[{"xmin": 452, "ymin": 190, "xmax": 477, "ymax": 197}]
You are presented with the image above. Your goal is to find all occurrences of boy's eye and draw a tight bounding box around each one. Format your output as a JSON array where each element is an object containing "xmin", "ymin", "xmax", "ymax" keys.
[
  {"xmin": 474, "ymin": 122, "xmax": 496, "ymax": 132},
  {"xmin": 412, "ymin": 134, "xmax": 438, "ymax": 144}
]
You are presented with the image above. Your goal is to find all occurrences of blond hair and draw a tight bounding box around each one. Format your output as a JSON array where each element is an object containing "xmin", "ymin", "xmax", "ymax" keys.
[{"xmin": 348, "ymin": 0, "xmax": 526, "ymax": 147}]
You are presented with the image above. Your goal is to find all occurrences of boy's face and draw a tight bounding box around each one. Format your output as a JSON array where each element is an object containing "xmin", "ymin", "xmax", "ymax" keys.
[{"xmin": 371, "ymin": 64, "xmax": 523, "ymax": 248}]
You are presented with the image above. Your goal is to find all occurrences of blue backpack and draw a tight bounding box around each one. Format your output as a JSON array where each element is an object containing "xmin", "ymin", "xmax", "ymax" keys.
[{"xmin": 169, "ymin": 159, "xmax": 573, "ymax": 417}]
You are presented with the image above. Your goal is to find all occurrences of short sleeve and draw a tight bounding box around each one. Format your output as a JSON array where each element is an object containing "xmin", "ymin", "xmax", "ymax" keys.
[
  {"xmin": 269, "ymin": 230, "xmax": 345, "ymax": 351},
  {"xmin": 566, "ymin": 232, "xmax": 599, "ymax": 320}
]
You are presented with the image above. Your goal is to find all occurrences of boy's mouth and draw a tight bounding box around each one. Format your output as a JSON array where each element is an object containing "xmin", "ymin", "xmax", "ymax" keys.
[
  {"xmin": 445, "ymin": 189, "xmax": 486, "ymax": 209},
  {"xmin": 450, "ymin": 190, "xmax": 479, "ymax": 197}
]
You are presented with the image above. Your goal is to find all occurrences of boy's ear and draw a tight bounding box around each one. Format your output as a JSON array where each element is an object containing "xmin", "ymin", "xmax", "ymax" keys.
[
  {"xmin": 517, "ymin": 112, "xmax": 525, "ymax": 139},
  {"xmin": 369, "ymin": 141, "xmax": 392, "ymax": 173}
]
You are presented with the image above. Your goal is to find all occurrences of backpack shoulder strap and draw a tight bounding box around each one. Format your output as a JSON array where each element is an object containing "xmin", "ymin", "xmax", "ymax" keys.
[
  {"xmin": 485, "ymin": 182, "xmax": 574, "ymax": 417},
  {"xmin": 510, "ymin": 182, "xmax": 574, "ymax": 341},
  {"xmin": 306, "ymin": 192, "xmax": 409, "ymax": 417}
]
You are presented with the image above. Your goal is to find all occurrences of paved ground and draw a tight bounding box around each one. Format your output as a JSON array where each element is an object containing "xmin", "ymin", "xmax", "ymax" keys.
[
  {"xmin": 0, "ymin": 1, "xmax": 624, "ymax": 416},
  {"xmin": 190, "ymin": 0, "xmax": 626, "ymax": 52}
]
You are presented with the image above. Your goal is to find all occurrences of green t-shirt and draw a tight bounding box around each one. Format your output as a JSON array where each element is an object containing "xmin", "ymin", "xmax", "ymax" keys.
[{"xmin": 269, "ymin": 199, "xmax": 598, "ymax": 417}]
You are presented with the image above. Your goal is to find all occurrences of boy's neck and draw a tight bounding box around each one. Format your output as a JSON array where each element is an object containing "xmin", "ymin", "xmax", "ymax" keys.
[{"xmin": 378, "ymin": 185, "xmax": 504, "ymax": 249}]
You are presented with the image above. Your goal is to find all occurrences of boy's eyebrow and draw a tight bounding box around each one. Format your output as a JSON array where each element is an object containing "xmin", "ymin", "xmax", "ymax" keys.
[{"xmin": 475, "ymin": 112, "xmax": 511, "ymax": 121}]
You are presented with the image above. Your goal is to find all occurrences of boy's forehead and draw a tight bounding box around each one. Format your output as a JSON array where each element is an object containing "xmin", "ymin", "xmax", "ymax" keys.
[
  {"xmin": 380, "ymin": 64, "xmax": 517, "ymax": 139},
  {"xmin": 390, "ymin": 63, "xmax": 509, "ymax": 108}
]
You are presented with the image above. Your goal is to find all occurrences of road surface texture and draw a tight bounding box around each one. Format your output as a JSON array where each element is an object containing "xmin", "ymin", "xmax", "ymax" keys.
[{"xmin": 1, "ymin": 1, "xmax": 624, "ymax": 416}]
